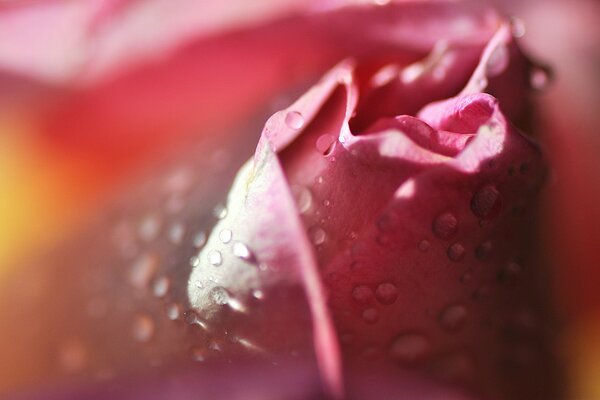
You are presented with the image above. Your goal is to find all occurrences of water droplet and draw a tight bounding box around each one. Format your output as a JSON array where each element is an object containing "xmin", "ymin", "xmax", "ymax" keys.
[
  {"xmin": 168, "ymin": 222, "xmax": 185, "ymax": 244},
  {"xmin": 418, "ymin": 240, "xmax": 430, "ymax": 252},
  {"xmin": 375, "ymin": 282, "xmax": 398, "ymax": 305},
  {"xmin": 486, "ymin": 44, "xmax": 509, "ymax": 77},
  {"xmin": 317, "ymin": 176, "xmax": 324, "ymax": 184},
  {"xmin": 166, "ymin": 303, "xmax": 182, "ymax": 320},
  {"xmin": 129, "ymin": 253, "xmax": 159, "ymax": 289},
  {"xmin": 362, "ymin": 308, "xmax": 379, "ymax": 324},
  {"xmin": 352, "ymin": 285, "xmax": 374, "ymax": 304},
  {"xmin": 209, "ymin": 286, "xmax": 230, "ymax": 305},
  {"xmin": 309, "ymin": 226, "xmax": 327, "ymax": 245},
  {"xmin": 190, "ymin": 255, "xmax": 201, "ymax": 267},
  {"xmin": 232, "ymin": 241, "xmax": 254, "ymax": 262},
  {"xmin": 192, "ymin": 232, "xmax": 207, "ymax": 248},
  {"xmin": 190, "ymin": 346, "xmax": 205, "ymax": 362},
  {"xmin": 373, "ymin": 0, "xmax": 390, "ymax": 5},
  {"xmin": 390, "ymin": 333, "xmax": 431, "ymax": 363},
  {"xmin": 530, "ymin": 67, "xmax": 551, "ymax": 90},
  {"xmin": 58, "ymin": 339, "xmax": 87, "ymax": 372},
  {"xmin": 291, "ymin": 186, "xmax": 312, "ymax": 214},
  {"xmin": 131, "ymin": 314, "xmax": 155, "ymax": 342},
  {"xmin": 213, "ymin": 204, "xmax": 228, "ymax": 219},
  {"xmin": 219, "ymin": 229, "xmax": 233, "ymax": 244},
  {"xmin": 439, "ymin": 304, "xmax": 468, "ymax": 332},
  {"xmin": 252, "ymin": 289, "xmax": 264, "ymax": 300},
  {"xmin": 316, "ymin": 134, "xmax": 336, "ymax": 155},
  {"xmin": 139, "ymin": 214, "xmax": 161, "ymax": 241},
  {"xmin": 475, "ymin": 240, "xmax": 493, "ymax": 261},
  {"xmin": 152, "ymin": 276, "xmax": 170, "ymax": 298},
  {"xmin": 471, "ymin": 185, "xmax": 501, "ymax": 219},
  {"xmin": 208, "ymin": 250, "xmax": 223, "ymax": 266},
  {"xmin": 323, "ymin": 199, "xmax": 331, "ymax": 207},
  {"xmin": 510, "ymin": 17, "xmax": 526, "ymax": 38},
  {"xmin": 447, "ymin": 243, "xmax": 466, "ymax": 262},
  {"xmin": 285, "ymin": 110, "xmax": 305, "ymax": 130},
  {"xmin": 432, "ymin": 212, "xmax": 458, "ymax": 239}
]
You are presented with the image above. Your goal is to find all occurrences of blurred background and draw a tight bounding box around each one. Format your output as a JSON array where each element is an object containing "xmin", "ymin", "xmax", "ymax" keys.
[{"xmin": 0, "ymin": 0, "xmax": 598, "ymax": 398}]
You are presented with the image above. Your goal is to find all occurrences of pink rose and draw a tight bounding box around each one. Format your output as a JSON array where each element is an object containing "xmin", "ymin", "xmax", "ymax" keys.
[{"xmin": 0, "ymin": 1, "xmax": 560, "ymax": 399}]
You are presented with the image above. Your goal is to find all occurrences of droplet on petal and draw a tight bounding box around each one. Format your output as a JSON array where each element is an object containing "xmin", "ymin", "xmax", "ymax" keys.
[
  {"xmin": 208, "ymin": 250, "xmax": 223, "ymax": 266},
  {"xmin": 316, "ymin": 134, "xmax": 336, "ymax": 155},
  {"xmin": 447, "ymin": 243, "xmax": 466, "ymax": 262},
  {"xmin": 486, "ymin": 44, "xmax": 509, "ymax": 77},
  {"xmin": 285, "ymin": 110, "xmax": 305, "ymax": 130},
  {"xmin": 471, "ymin": 185, "xmax": 501, "ymax": 219},
  {"xmin": 375, "ymin": 282, "xmax": 398, "ymax": 305},
  {"xmin": 439, "ymin": 304, "xmax": 468, "ymax": 332},
  {"xmin": 390, "ymin": 333, "xmax": 431, "ymax": 363},
  {"xmin": 131, "ymin": 314, "xmax": 155, "ymax": 343},
  {"xmin": 152, "ymin": 276, "xmax": 170, "ymax": 298},
  {"xmin": 362, "ymin": 308, "xmax": 379, "ymax": 324},
  {"xmin": 309, "ymin": 226, "xmax": 327, "ymax": 245},
  {"xmin": 219, "ymin": 229, "xmax": 233, "ymax": 244},
  {"xmin": 352, "ymin": 285, "xmax": 374, "ymax": 304},
  {"xmin": 432, "ymin": 212, "xmax": 458, "ymax": 239}
]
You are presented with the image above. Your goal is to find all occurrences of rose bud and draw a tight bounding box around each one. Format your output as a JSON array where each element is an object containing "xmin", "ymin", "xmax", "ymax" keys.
[{"xmin": 0, "ymin": 1, "xmax": 561, "ymax": 400}]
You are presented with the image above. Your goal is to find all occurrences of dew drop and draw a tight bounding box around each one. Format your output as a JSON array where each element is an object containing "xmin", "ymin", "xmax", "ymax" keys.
[
  {"xmin": 209, "ymin": 286, "xmax": 230, "ymax": 305},
  {"xmin": 475, "ymin": 240, "xmax": 493, "ymax": 261},
  {"xmin": 471, "ymin": 185, "xmax": 501, "ymax": 219},
  {"xmin": 439, "ymin": 304, "xmax": 468, "ymax": 332},
  {"xmin": 285, "ymin": 110, "xmax": 305, "ymax": 130},
  {"xmin": 208, "ymin": 250, "xmax": 223, "ymax": 266},
  {"xmin": 485, "ymin": 44, "xmax": 509, "ymax": 77},
  {"xmin": 219, "ymin": 229, "xmax": 233, "ymax": 244},
  {"xmin": 510, "ymin": 17, "xmax": 526, "ymax": 38},
  {"xmin": 362, "ymin": 308, "xmax": 379, "ymax": 324},
  {"xmin": 166, "ymin": 303, "xmax": 182, "ymax": 320},
  {"xmin": 232, "ymin": 241, "xmax": 254, "ymax": 262},
  {"xmin": 390, "ymin": 333, "xmax": 431, "ymax": 363},
  {"xmin": 129, "ymin": 253, "xmax": 159, "ymax": 289},
  {"xmin": 152, "ymin": 276, "xmax": 170, "ymax": 298},
  {"xmin": 168, "ymin": 223, "xmax": 185, "ymax": 244},
  {"xmin": 418, "ymin": 240, "xmax": 430, "ymax": 252},
  {"xmin": 131, "ymin": 314, "xmax": 155, "ymax": 342},
  {"xmin": 352, "ymin": 285, "xmax": 374, "ymax": 304},
  {"xmin": 530, "ymin": 67, "xmax": 550, "ymax": 90},
  {"xmin": 213, "ymin": 204, "xmax": 228, "ymax": 219},
  {"xmin": 252, "ymin": 289, "xmax": 264, "ymax": 300},
  {"xmin": 190, "ymin": 346, "xmax": 205, "ymax": 362},
  {"xmin": 375, "ymin": 282, "xmax": 398, "ymax": 305},
  {"xmin": 309, "ymin": 226, "xmax": 327, "ymax": 245},
  {"xmin": 323, "ymin": 199, "xmax": 331, "ymax": 207},
  {"xmin": 193, "ymin": 231, "xmax": 207, "ymax": 248},
  {"xmin": 291, "ymin": 186, "xmax": 313, "ymax": 214},
  {"xmin": 432, "ymin": 212, "xmax": 458, "ymax": 239},
  {"xmin": 139, "ymin": 214, "xmax": 161, "ymax": 241},
  {"xmin": 190, "ymin": 255, "xmax": 201, "ymax": 267},
  {"xmin": 447, "ymin": 243, "xmax": 466, "ymax": 262},
  {"xmin": 316, "ymin": 134, "xmax": 336, "ymax": 155}
]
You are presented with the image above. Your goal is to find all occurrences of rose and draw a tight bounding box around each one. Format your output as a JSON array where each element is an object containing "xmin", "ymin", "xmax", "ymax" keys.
[
  {"xmin": 185, "ymin": 7, "xmax": 556, "ymax": 400},
  {"xmin": 0, "ymin": 1, "xmax": 560, "ymax": 399}
]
